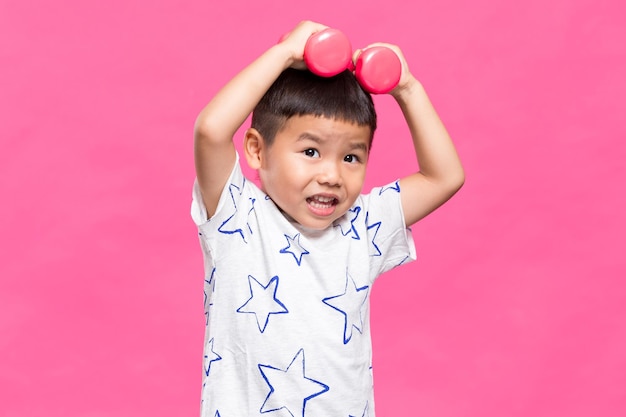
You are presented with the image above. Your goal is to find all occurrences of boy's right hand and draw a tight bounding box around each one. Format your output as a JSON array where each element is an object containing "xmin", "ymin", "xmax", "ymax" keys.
[{"xmin": 278, "ymin": 21, "xmax": 329, "ymax": 71}]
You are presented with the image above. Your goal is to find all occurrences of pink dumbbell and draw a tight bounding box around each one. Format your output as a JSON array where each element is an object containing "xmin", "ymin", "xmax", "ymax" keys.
[
  {"xmin": 303, "ymin": 28, "xmax": 353, "ymax": 77},
  {"xmin": 354, "ymin": 46, "xmax": 402, "ymax": 94},
  {"xmin": 303, "ymin": 28, "xmax": 402, "ymax": 94}
]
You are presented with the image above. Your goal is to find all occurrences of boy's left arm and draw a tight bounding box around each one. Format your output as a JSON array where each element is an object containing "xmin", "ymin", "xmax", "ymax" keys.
[{"xmin": 381, "ymin": 46, "xmax": 465, "ymax": 226}]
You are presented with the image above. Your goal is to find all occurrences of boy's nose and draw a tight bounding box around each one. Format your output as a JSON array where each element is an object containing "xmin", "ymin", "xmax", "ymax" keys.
[{"xmin": 317, "ymin": 162, "xmax": 342, "ymax": 186}]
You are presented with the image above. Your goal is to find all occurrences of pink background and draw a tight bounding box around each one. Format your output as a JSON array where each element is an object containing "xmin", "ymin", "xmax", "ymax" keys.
[{"xmin": 2, "ymin": 0, "xmax": 625, "ymax": 416}]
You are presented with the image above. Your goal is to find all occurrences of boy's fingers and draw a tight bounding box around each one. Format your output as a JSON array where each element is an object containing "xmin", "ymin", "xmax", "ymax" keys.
[{"xmin": 351, "ymin": 49, "xmax": 362, "ymax": 67}]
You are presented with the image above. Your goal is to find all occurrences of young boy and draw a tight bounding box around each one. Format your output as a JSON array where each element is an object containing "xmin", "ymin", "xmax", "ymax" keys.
[{"xmin": 191, "ymin": 20, "xmax": 464, "ymax": 417}]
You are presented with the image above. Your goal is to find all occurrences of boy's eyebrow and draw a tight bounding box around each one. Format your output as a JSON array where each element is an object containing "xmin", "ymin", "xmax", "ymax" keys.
[
  {"xmin": 297, "ymin": 133, "xmax": 369, "ymax": 152},
  {"xmin": 348, "ymin": 142, "xmax": 369, "ymax": 153},
  {"xmin": 296, "ymin": 132, "xmax": 323, "ymax": 143}
]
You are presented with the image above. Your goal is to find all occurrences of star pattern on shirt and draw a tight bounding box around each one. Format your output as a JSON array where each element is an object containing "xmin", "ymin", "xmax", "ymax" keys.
[
  {"xmin": 279, "ymin": 233, "xmax": 309, "ymax": 266},
  {"xmin": 218, "ymin": 179, "xmax": 256, "ymax": 243},
  {"xmin": 204, "ymin": 267, "xmax": 216, "ymax": 326},
  {"xmin": 204, "ymin": 337, "xmax": 222, "ymax": 377},
  {"xmin": 237, "ymin": 275, "xmax": 289, "ymax": 333},
  {"xmin": 334, "ymin": 206, "xmax": 361, "ymax": 240},
  {"xmin": 396, "ymin": 255, "xmax": 411, "ymax": 267},
  {"xmin": 258, "ymin": 349, "xmax": 329, "ymax": 417},
  {"xmin": 349, "ymin": 402, "xmax": 370, "ymax": 417},
  {"xmin": 322, "ymin": 270, "xmax": 370, "ymax": 344},
  {"xmin": 379, "ymin": 181, "xmax": 400, "ymax": 194},
  {"xmin": 365, "ymin": 212, "xmax": 382, "ymax": 257}
]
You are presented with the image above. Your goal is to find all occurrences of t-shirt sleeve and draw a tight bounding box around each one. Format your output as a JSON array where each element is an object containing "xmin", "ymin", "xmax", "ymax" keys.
[
  {"xmin": 190, "ymin": 153, "xmax": 242, "ymax": 227},
  {"xmin": 362, "ymin": 180, "xmax": 417, "ymax": 277}
]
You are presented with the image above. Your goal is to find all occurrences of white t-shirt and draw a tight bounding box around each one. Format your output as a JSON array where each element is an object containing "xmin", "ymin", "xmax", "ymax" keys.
[{"xmin": 191, "ymin": 155, "xmax": 416, "ymax": 417}]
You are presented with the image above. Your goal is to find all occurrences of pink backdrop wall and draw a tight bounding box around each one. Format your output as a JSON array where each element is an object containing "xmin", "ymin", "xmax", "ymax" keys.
[{"xmin": 2, "ymin": 0, "xmax": 625, "ymax": 416}]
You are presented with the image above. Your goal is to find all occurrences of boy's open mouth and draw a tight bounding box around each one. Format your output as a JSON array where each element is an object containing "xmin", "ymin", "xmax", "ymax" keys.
[{"xmin": 307, "ymin": 195, "xmax": 338, "ymax": 209}]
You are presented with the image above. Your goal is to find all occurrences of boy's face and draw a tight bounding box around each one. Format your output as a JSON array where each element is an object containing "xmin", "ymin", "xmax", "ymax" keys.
[{"xmin": 253, "ymin": 115, "xmax": 371, "ymax": 230}]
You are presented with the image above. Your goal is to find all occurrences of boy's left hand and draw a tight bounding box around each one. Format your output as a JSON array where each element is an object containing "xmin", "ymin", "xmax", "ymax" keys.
[{"xmin": 353, "ymin": 43, "xmax": 465, "ymax": 226}]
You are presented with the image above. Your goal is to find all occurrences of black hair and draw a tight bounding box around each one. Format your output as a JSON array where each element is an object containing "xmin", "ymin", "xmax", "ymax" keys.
[{"xmin": 251, "ymin": 68, "xmax": 377, "ymax": 146}]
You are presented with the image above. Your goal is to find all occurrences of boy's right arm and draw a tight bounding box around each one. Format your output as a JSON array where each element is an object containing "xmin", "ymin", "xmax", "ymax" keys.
[{"xmin": 194, "ymin": 21, "xmax": 327, "ymax": 218}]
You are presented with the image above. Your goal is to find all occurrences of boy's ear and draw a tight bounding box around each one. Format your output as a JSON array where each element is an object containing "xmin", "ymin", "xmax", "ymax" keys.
[{"xmin": 243, "ymin": 128, "xmax": 265, "ymax": 170}]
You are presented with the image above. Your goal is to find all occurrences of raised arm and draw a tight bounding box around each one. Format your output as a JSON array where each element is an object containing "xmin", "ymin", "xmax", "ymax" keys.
[
  {"xmin": 194, "ymin": 21, "xmax": 327, "ymax": 217},
  {"xmin": 378, "ymin": 46, "xmax": 465, "ymax": 226}
]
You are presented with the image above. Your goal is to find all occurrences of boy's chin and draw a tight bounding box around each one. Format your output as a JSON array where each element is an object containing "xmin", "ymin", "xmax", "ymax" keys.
[
  {"xmin": 299, "ymin": 220, "xmax": 335, "ymax": 231},
  {"xmin": 277, "ymin": 208, "xmax": 336, "ymax": 231},
  {"xmin": 286, "ymin": 212, "xmax": 335, "ymax": 231}
]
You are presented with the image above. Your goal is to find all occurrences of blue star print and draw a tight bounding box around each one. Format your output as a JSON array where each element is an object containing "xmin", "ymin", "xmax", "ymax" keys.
[
  {"xmin": 258, "ymin": 349, "xmax": 329, "ymax": 417},
  {"xmin": 204, "ymin": 338, "xmax": 222, "ymax": 377},
  {"xmin": 378, "ymin": 181, "xmax": 400, "ymax": 194},
  {"xmin": 365, "ymin": 212, "xmax": 382, "ymax": 257},
  {"xmin": 349, "ymin": 402, "xmax": 369, "ymax": 417},
  {"xmin": 237, "ymin": 275, "xmax": 289, "ymax": 333},
  {"xmin": 396, "ymin": 254, "xmax": 411, "ymax": 267},
  {"xmin": 204, "ymin": 267, "xmax": 216, "ymax": 325},
  {"xmin": 218, "ymin": 179, "xmax": 256, "ymax": 243},
  {"xmin": 279, "ymin": 233, "xmax": 309, "ymax": 266},
  {"xmin": 322, "ymin": 271, "xmax": 370, "ymax": 344},
  {"xmin": 334, "ymin": 206, "xmax": 361, "ymax": 240}
]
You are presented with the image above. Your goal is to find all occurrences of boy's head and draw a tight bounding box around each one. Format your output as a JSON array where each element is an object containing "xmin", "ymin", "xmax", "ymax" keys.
[
  {"xmin": 245, "ymin": 69, "xmax": 377, "ymax": 230},
  {"xmin": 251, "ymin": 68, "xmax": 377, "ymax": 146}
]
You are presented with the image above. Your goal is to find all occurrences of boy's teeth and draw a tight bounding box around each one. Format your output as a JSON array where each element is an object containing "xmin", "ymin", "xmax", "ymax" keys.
[
  {"xmin": 315, "ymin": 196, "xmax": 333, "ymax": 203},
  {"xmin": 309, "ymin": 195, "xmax": 336, "ymax": 205}
]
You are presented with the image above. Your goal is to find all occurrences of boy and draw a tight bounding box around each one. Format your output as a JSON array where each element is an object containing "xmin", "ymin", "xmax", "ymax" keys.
[{"xmin": 191, "ymin": 21, "xmax": 464, "ymax": 417}]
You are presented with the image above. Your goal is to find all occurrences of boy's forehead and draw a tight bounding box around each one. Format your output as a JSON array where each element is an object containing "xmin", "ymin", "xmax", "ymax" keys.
[{"xmin": 279, "ymin": 115, "xmax": 372, "ymax": 144}]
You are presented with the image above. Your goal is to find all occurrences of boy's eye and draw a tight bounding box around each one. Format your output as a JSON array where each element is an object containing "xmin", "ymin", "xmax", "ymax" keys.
[
  {"xmin": 304, "ymin": 148, "xmax": 320, "ymax": 158},
  {"xmin": 344, "ymin": 154, "xmax": 360, "ymax": 163}
]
